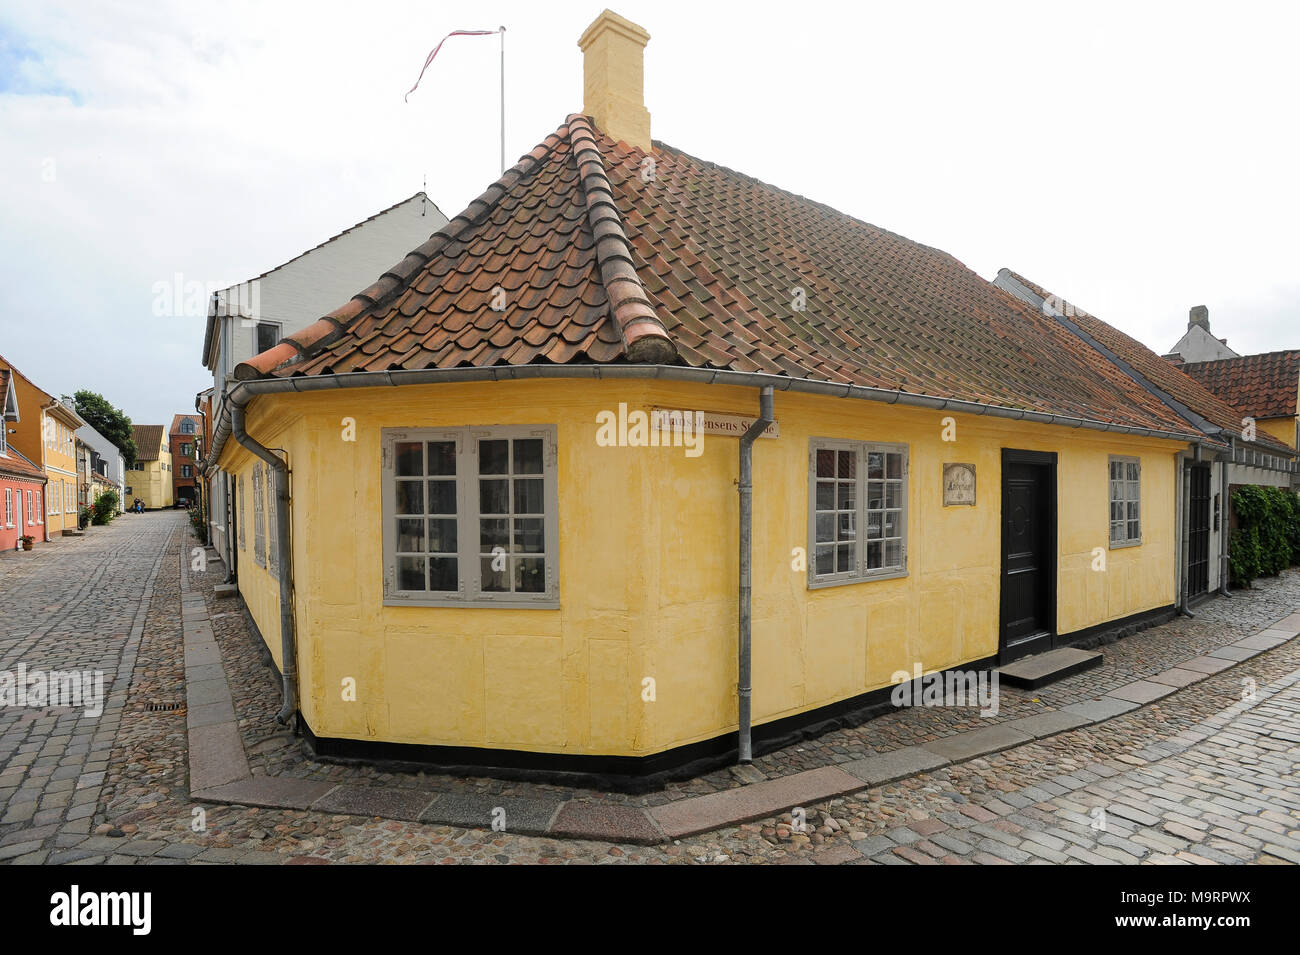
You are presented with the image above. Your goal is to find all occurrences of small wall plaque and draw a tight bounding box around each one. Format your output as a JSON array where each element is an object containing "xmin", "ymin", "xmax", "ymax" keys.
[{"xmin": 943, "ymin": 463, "xmax": 976, "ymax": 506}]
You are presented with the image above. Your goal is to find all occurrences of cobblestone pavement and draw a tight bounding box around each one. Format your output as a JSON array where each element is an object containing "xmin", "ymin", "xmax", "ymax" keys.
[{"xmin": 0, "ymin": 512, "xmax": 1297, "ymax": 864}]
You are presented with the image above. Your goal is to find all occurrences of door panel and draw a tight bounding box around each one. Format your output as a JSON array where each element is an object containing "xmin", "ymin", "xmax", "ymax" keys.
[
  {"xmin": 1187, "ymin": 465, "xmax": 1212, "ymax": 599},
  {"xmin": 1000, "ymin": 452, "xmax": 1057, "ymax": 661}
]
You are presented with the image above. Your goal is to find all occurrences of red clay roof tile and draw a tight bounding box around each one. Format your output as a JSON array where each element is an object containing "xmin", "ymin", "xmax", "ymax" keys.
[
  {"xmin": 1000, "ymin": 271, "xmax": 1293, "ymax": 454},
  {"xmin": 1181, "ymin": 351, "xmax": 1300, "ymax": 421},
  {"xmin": 228, "ymin": 116, "xmax": 1230, "ymax": 438}
]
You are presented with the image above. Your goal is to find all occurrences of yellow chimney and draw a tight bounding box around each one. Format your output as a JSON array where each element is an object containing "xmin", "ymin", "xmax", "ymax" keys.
[{"xmin": 578, "ymin": 9, "xmax": 652, "ymax": 151}]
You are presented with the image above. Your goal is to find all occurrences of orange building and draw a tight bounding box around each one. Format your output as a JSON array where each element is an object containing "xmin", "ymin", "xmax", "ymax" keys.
[{"xmin": 0, "ymin": 355, "xmax": 84, "ymax": 539}]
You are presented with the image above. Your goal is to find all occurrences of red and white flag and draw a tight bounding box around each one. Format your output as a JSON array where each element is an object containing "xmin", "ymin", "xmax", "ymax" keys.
[{"xmin": 405, "ymin": 28, "xmax": 501, "ymax": 102}]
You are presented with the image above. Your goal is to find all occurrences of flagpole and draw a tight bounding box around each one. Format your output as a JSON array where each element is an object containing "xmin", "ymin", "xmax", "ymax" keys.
[{"xmin": 499, "ymin": 26, "xmax": 506, "ymax": 174}]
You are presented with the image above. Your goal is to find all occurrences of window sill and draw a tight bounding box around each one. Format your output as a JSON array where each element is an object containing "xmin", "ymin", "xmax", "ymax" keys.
[
  {"xmin": 1110, "ymin": 540, "xmax": 1143, "ymax": 550},
  {"xmin": 384, "ymin": 595, "xmax": 560, "ymax": 610},
  {"xmin": 808, "ymin": 568, "xmax": 908, "ymax": 590}
]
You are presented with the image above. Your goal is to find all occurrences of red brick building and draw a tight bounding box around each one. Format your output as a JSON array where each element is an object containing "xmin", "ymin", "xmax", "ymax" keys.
[{"xmin": 169, "ymin": 413, "xmax": 201, "ymax": 507}]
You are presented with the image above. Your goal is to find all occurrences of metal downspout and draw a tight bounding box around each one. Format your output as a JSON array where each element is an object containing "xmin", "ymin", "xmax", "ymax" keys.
[
  {"xmin": 737, "ymin": 386, "xmax": 775, "ymax": 764},
  {"xmin": 231, "ymin": 404, "xmax": 297, "ymax": 725}
]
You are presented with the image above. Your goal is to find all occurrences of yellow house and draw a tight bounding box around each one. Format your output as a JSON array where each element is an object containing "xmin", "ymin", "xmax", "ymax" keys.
[
  {"xmin": 207, "ymin": 11, "xmax": 1297, "ymax": 779},
  {"xmin": 0, "ymin": 355, "xmax": 85, "ymax": 539},
  {"xmin": 125, "ymin": 424, "xmax": 173, "ymax": 510}
]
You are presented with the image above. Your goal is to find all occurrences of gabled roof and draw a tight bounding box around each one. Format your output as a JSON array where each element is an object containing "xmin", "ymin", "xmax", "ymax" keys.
[
  {"xmin": 201, "ymin": 192, "xmax": 443, "ymax": 369},
  {"xmin": 0, "ymin": 370, "xmax": 14, "ymax": 420},
  {"xmin": 994, "ymin": 270, "xmax": 1294, "ymax": 457},
  {"xmin": 130, "ymin": 425, "xmax": 166, "ymax": 462},
  {"xmin": 0, "ymin": 354, "xmax": 82, "ymax": 427},
  {"xmin": 230, "ymin": 115, "xmax": 1206, "ymax": 440},
  {"xmin": 1181, "ymin": 351, "xmax": 1300, "ymax": 421},
  {"xmin": 0, "ymin": 445, "xmax": 45, "ymax": 482},
  {"xmin": 169, "ymin": 413, "xmax": 199, "ymax": 436}
]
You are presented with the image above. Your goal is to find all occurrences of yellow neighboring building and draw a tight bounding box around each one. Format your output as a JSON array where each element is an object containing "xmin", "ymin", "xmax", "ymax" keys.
[
  {"xmin": 0, "ymin": 355, "xmax": 85, "ymax": 539},
  {"xmin": 125, "ymin": 425, "xmax": 173, "ymax": 509}
]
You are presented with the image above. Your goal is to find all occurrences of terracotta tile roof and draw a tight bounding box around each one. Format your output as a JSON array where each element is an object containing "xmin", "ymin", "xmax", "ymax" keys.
[
  {"xmin": 998, "ymin": 271, "xmax": 1293, "ymax": 455},
  {"xmin": 0, "ymin": 445, "xmax": 46, "ymax": 482},
  {"xmin": 1181, "ymin": 351, "xmax": 1300, "ymax": 421},
  {"xmin": 232, "ymin": 115, "xmax": 1210, "ymax": 438},
  {"xmin": 131, "ymin": 425, "xmax": 166, "ymax": 462},
  {"xmin": 169, "ymin": 413, "xmax": 200, "ymax": 436}
]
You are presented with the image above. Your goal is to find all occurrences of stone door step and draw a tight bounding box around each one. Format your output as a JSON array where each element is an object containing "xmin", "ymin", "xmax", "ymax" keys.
[{"xmin": 997, "ymin": 647, "xmax": 1102, "ymax": 690}]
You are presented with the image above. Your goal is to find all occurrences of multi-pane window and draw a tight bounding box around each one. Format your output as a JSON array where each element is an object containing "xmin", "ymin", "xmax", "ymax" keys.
[
  {"xmin": 383, "ymin": 426, "xmax": 558, "ymax": 607},
  {"xmin": 4, "ymin": 488, "xmax": 11, "ymax": 526},
  {"xmin": 35, "ymin": 492, "xmax": 41, "ymax": 522},
  {"xmin": 1109, "ymin": 456, "xmax": 1142, "ymax": 547},
  {"xmin": 181, "ymin": 465, "xmax": 192, "ymax": 478},
  {"xmin": 252, "ymin": 463, "xmax": 266, "ymax": 567},
  {"xmin": 266, "ymin": 468, "xmax": 278, "ymax": 579},
  {"xmin": 25, "ymin": 490, "xmax": 32, "ymax": 523},
  {"xmin": 238, "ymin": 475, "xmax": 246, "ymax": 551},
  {"xmin": 809, "ymin": 440, "xmax": 908, "ymax": 586},
  {"xmin": 182, "ymin": 444, "xmax": 192, "ymax": 457}
]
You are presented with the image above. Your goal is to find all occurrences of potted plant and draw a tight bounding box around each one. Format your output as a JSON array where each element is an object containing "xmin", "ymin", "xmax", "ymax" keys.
[{"xmin": 19, "ymin": 534, "xmax": 35, "ymax": 551}]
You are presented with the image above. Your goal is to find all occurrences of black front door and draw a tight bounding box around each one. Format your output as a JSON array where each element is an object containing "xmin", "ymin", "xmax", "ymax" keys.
[
  {"xmin": 1187, "ymin": 464, "xmax": 1212, "ymax": 600},
  {"xmin": 1000, "ymin": 450, "xmax": 1057, "ymax": 662}
]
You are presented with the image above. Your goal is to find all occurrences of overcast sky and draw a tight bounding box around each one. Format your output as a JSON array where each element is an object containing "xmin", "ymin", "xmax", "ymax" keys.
[{"xmin": 2, "ymin": 0, "xmax": 1297, "ymax": 426}]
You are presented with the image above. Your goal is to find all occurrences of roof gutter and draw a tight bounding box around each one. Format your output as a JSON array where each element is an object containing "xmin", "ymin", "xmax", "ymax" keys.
[
  {"xmin": 204, "ymin": 365, "xmax": 1207, "ymax": 476},
  {"xmin": 230, "ymin": 402, "xmax": 297, "ymax": 726}
]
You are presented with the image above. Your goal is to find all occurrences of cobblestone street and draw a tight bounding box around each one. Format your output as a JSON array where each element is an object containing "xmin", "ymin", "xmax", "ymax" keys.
[{"xmin": 1, "ymin": 512, "xmax": 1298, "ymax": 864}]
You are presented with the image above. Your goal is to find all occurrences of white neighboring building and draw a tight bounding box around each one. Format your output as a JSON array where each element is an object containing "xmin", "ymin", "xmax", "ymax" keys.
[
  {"xmin": 200, "ymin": 192, "xmax": 447, "ymax": 565},
  {"xmin": 1165, "ymin": 306, "xmax": 1240, "ymax": 364},
  {"xmin": 74, "ymin": 421, "xmax": 126, "ymax": 505}
]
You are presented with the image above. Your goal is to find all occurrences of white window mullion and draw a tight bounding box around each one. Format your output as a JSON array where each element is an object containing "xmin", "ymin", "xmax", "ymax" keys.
[{"xmin": 461, "ymin": 433, "xmax": 475, "ymax": 600}]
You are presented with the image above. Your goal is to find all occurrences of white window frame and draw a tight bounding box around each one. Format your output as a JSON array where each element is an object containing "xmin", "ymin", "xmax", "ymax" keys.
[
  {"xmin": 252, "ymin": 463, "xmax": 266, "ymax": 567},
  {"xmin": 4, "ymin": 488, "xmax": 12, "ymax": 527},
  {"xmin": 381, "ymin": 425, "xmax": 559, "ymax": 609},
  {"xmin": 808, "ymin": 438, "xmax": 909, "ymax": 588},
  {"xmin": 1109, "ymin": 455, "xmax": 1142, "ymax": 548},
  {"xmin": 266, "ymin": 466, "xmax": 279, "ymax": 580},
  {"xmin": 238, "ymin": 474, "xmax": 246, "ymax": 551},
  {"xmin": 25, "ymin": 489, "xmax": 32, "ymax": 524},
  {"xmin": 35, "ymin": 491, "xmax": 42, "ymax": 523},
  {"xmin": 254, "ymin": 321, "xmax": 282, "ymax": 355}
]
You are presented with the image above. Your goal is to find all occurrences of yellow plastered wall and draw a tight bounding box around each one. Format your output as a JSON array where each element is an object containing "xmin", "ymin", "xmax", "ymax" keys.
[
  {"xmin": 219, "ymin": 379, "xmax": 1180, "ymax": 758},
  {"xmin": 124, "ymin": 456, "xmax": 173, "ymax": 509},
  {"xmin": 1257, "ymin": 415, "xmax": 1298, "ymax": 450}
]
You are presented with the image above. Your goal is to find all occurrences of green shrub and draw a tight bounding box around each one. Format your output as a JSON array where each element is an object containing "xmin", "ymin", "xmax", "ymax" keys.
[
  {"xmin": 1229, "ymin": 485, "xmax": 1300, "ymax": 587},
  {"xmin": 91, "ymin": 490, "xmax": 119, "ymax": 525}
]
